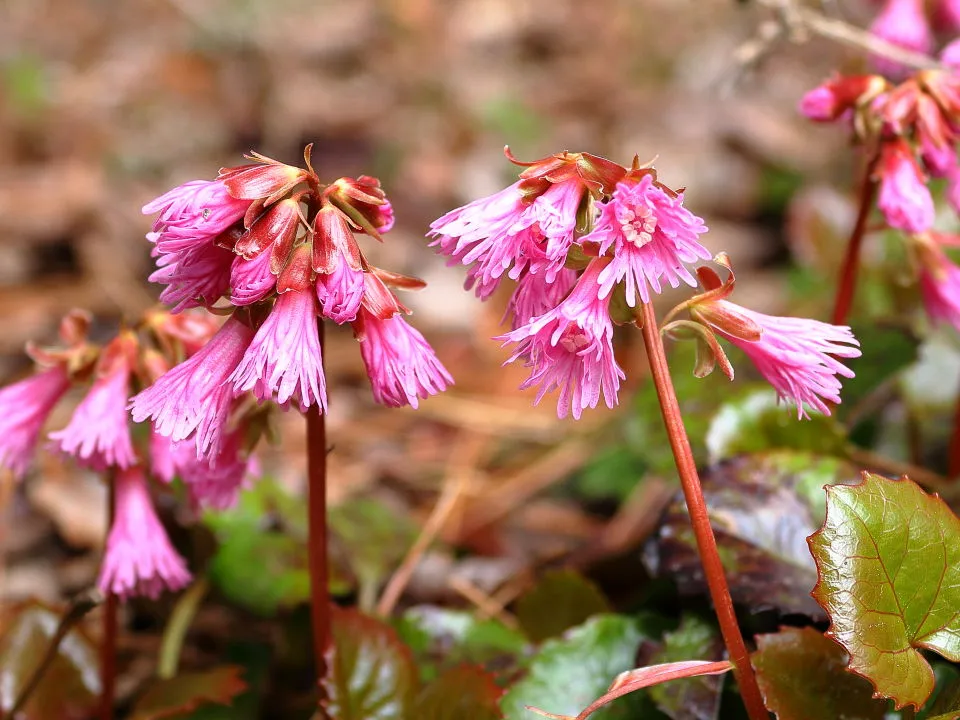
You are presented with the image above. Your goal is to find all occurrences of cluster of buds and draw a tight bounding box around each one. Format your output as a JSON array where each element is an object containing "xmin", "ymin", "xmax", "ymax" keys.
[
  {"xmin": 0, "ymin": 147, "xmax": 452, "ymax": 601},
  {"xmin": 429, "ymin": 150, "xmax": 861, "ymax": 419},
  {"xmin": 868, "ymin": 0, "xmax": 960, "ymax": 78},
  {"xmin": 801, "ymin": 44, "xmax": 960, "ymax": 332},
  {"xmin": 0, "ymin": 309, "xmax": 234, "ymax": 598}
]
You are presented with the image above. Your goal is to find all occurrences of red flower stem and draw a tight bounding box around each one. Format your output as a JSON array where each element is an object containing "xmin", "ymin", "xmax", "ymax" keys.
[
  {"xmin": 639, "ymin": 301, "xmax": 769, "ymax": 720},
  {"xmin": 100, "ymin": 479, "xmax": 117, "ymax": 720},
  {"xmin": 307, "ymin": 320, "xmax": 331, "ymax": 715},
  {"xmin": 831, "ymin": 155, "xmax": 880, "ymax": 326}
]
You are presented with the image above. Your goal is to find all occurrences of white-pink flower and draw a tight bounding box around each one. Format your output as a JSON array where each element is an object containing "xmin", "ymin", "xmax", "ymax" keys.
[
  {"xmin": 693, "ymin": 300, "xmax": 861, "ymax": 418},
  {"xmin": 0, "ymin": 366, "xmax": 70, "ymax": 479},
  {"xmin": 130, "ymin": 316, "xmax": 253, "ymax": 457},
  {"xmin": 144, "ymin": 179, "xmax": 250, "ymax": 255},
  {"xmin": 355, "ymin": 308, "xmax": 453, "ymax": 408},
  {"xmin": 916, "ymin": 236, "xmax": 960, "ymax": 331},
  {"xmin": 428, "ymin": 179, "xmax": 584, "ymax": 299},
  {"xmin": 584, "ymin": 174, "xmax": 710, "ymax": 307},
  {"xmin": 230, "ymin": 289, "xmax": 327, "ymax": 412},
  {"xmin": 150, "ymin": 240, "xmax": 235, "ymax": 313},
  {"xmin": 498, "ymin": 259, "xmax": 625, "ymax": 419},
  {"xmin": 97, "ymin": 466, "xmax": 191, "ymax": 600},
  {"xmin": 877, "ymin": 139, "xmax": 935, "ymax": 233},
  {"xmin": 317, "ymin": 261, "xmax": 364, "ymax": 324},
  {"xmin": 230, "ymin": 249, "xmax": 276, "ymax": 306},
  {"xmin": 50, "ymin": 339, "xmax": 137, "ymax": 470}
]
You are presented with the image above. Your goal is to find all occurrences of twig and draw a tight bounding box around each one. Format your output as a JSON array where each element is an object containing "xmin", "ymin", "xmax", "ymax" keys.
[
  {"xmin": 755, "ymin": 0, "xmax": 942, "ymax": 71},
  {"xmin": 7, "ymin": 590, "xmax": 101, "ymax": 719},
  {"xmin": 375, "ymin": 434, "xmax": 481, "ymax": 617},
  {"xmin": 847, "ymin": 446, "xmax": 954, "ymax": 496},
  {"xmin": 448, "ymin": 576, "xmax": 520, "ymax": 630}
]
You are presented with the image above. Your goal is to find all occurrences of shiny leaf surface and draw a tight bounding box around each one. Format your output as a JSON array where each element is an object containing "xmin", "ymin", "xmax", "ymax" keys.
[
  {"xmin": 415, "ymin": 665, "xmax": 503, "ymax": 720},
  {"xmin": 129, "ymin": 667, "xmax": 247, "ymax": 720},
  {"xmin": 648, "ymin": 615, "xmax": 724, "ymax": 720}
]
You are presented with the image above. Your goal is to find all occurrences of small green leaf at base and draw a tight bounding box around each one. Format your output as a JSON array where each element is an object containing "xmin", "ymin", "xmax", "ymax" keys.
[
  {"xmin": 808, "ymin": 472, "xmax": 960, "ymax": 709},
  {"xmin": 751, "ymin": 627, "xmax": 886, "ymax": 720},
  {"xmin": 516, "ymin": 570, "xmax": 610, "ymax": 643}
]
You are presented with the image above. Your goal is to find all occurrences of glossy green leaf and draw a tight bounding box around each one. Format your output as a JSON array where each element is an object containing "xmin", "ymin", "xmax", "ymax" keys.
[
  {"xmin": 751, "ymin": 627, "xmax": 886, "ymax": 720},
  {"xmin": 808, "ymin": 473, "xmax": 960, "ymax": 709},
  {"xmin": 129, "ymin": 667, "xmax": 247, "ymax": 720},
  {"xmin": 516, "ymin": 570, "xmax": 610, "ymax": 643},
  {"xmin": 415, "ymin": 665, "xmax": 503, "ymax": 720},
  {"xmin": 0, "ymin": 601, "xmax": 100, "ymax": 720},
  {"xmin": 705, "ymin": 389, "xmax": 847, "ymax": 463},
  {"xmin": 324, "ymin": 606, "xmax": 417, "ymax": 720},
  {"xmin": 648, "ymin": 615, "xmax": 724, "ymax": 720},
  {"xmin": 649, "ymin": 452, "xmax": 860, "ymax": 616},
  {"xmin": 396, "ymin": 606, "xmax": 527, "ymax": 683},
  {"xmin": 500, "ymin": 615, "xmax": 666, "ymax": 720}
]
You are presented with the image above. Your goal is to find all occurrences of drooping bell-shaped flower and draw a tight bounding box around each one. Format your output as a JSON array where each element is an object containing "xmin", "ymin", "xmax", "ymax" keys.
[
  {"xmin": 50, "ymin": 334, "xmax": 137, "ymax": 470},
  {"xmin": 498, "ymin": 259, "xmax": 625, "ymax": 419},
  {"xmin": 0, "ymin": 366, "xmax": 70, "ymax": 479},
  {"xmin": 230, "ymin": 281, "xmax": 328, "ymax": 412},
  {"xmin": 915, "ymin": 234, "xmax": 960, "ymax": 331},
  {"xmin": 158, "ymin": 431, "xmax": 253, "ymax": 511},
  {"xmin": 130, "ymin": 315, "xmax": 254, "ymax": 457},
  {"xmin": 505, "ymin": 268, "xmax": 579, "ymax": 331},
  {"xmin": 354, "ymin": 307, "xmax": 453, "ymax": 409},
  {"xmin": 869, "ymin": 0, "xmax": 933, "ymax": 79},
  {"xmin": 97, "ymin": 466, "xmax": 191, "ymax": 600},
  {"xmin": 692, "ymin": 299, "xmax": 861, "ymax": 418},
  {"xmin": 313, "ymin": 205, "xmax": 365, "ymax": 324},
  {"xmin": 144, "ymin": 179, "xmax": 251, "ymax": 255},
  {"xmin": 799, "ymin": 75, "xmax": 888, "ymax": 122},
  {"xmin": 584, "ymin": 173, "xmax": 710, "ymax": 307},
  {"xmin": 149, "ymin": 239, "xmax": 236, "ymax": 313},
  {"xmin": 877, "ymin": 139, "xmax": 935, "ymax": 233}
]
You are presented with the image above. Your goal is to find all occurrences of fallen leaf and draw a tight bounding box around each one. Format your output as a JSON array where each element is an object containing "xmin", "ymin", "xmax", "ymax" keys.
[{"xmin": 129, "ymin": 666, "xmax": 247, "ymax": 720}]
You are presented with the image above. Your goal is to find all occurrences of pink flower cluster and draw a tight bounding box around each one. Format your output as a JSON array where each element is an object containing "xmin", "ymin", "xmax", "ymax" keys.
[
  {"xmin": 800, "ymin": 44, "xmax": 960, "ymax": 333},
  {"xmin": 430, "ymin": 151, "xmax": 861, "ymax": 418},
  {"xmin": 868, "ymin": 0, "xmax": 960, "ymax": 78}
]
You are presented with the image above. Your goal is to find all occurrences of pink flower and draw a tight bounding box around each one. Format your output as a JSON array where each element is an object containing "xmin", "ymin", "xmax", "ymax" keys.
[
  {"xmin": 50, "ymin": 342, "xmax": 136, "ymax": 470},
  {"xmin": 0, "ymin": 367, "xmax": 70, "ymax": 479},
  {"xmin": 583, "ymin": 175, "xmax": 710, "ymax": 306},
  {"xmin": 498, "ymin": 260, "xmax": 625, "ymax": 419},
  {"xmin": 942, "ymin": 37, "xmax": 960, "ymax": 67},
  {"xmin": 869, "ymin": 0, "xmax": 932, "ymax": 79},
  {"xmin": 505, "ymin": 267, "xmax": 578, "ymax": 330},
  {"xmin": 877, "ymin": 139, "xmax": 935, "ymax": 233},
  {"xmin": 150, "ymin": 241, "xmax": 235, "ymax": 313},
  {"xmin": 144, "ymin": 179, "xmax": 250, "ymax": 255},
  {"xmin": 150, "ymin": 428, "xmax": 177, "ymax": 484},
  {"xmin": 947, "ymin": 165, "xmax": 960, "ymax": 215},
  {"xmin": 166, "ymin": 432, "xmax": 253, "ymax": 511},
  {"xmin": 917, "ymin": 237, "xmax": 960, "ymax": 330},
  {"xmin": 428, "ymin": 179, "xmax": 584, "ymax": 298},
  {"xmin": 230, "ymin": 289, "xmax": 327, "ymax": 412},
  {"xmin": 693, "ymin": 300, "xmax": 861, "ymax": 418},
  {"xmin": 130, "ymin": 316, "xmax": 253, "ymax": 457},
  {"xmin": 230, "ymin": 248, "xmax": 276, "ymax": 306},
  {"xmin": 936, "ymin": 0, "xmax": 960, "ymax": 33},
  {"xmin": 97, "ymin": 466, "xmax": 191, "ymax": 600},
  {"xmin": 920, "ymin": 134, "xmax": 957, "ymax": 178},
  {"xmin": 355, "ymin": 308, "xmax": 453, "ymax": 408},
  {"xmin": 317, "ymin": 261, "xmax": 365, "ymax": 324},
  {"xmin": 799, "ymin": 86, "xmax": 840, "ymax": 122}
]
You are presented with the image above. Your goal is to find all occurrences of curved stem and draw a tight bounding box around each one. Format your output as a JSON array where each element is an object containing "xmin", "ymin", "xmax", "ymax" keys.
[
  {"xmin": 158, "ymin": 577, "xmax": 210, "ymax": 679},
  {"xmin": 832, "ymin": 155, "xmax": 879, "ymax": 326},
  {"xmin": 307, "ymin": 321, "xmax": 331, "ymax": 716},
  {"xmin": 638, "ymin": 302, "xmax": 769, "ymax": 720},
  {"xmin": 101, "ymin": 479, "xmax": 117, "ymax": 720}
]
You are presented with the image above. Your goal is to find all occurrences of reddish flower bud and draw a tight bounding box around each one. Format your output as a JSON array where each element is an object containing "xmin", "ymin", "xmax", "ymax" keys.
[
  {"xmin": 276, "ymin": 243, "xmax": 314, "ymax": 294},
  {"xmin": 219, "ymin": 155, "xmax": 307, "ymax": 203},
  {"xmin": 312, "ymin": 205, "xmax": 363, "ymax": 274},
  {"xmin": 799, "ymin": 75, "xmax": 887, "ymax": 122},
  {"xmin": 360, "ymin": 272, "xmax": 405, "ymax": 321},
  {"xmin": 234, "ymin": 198, "xmax": 301, "ymax": 260}
]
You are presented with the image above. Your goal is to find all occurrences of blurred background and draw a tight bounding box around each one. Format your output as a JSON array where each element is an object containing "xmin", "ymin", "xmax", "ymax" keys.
[{"xmin": 0, "ymin": 0, "xmax": 908, "ymax": 716}]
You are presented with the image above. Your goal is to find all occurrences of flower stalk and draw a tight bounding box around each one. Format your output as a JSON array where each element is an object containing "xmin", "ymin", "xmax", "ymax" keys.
[
  {"xmin": 306, "ymin": 324, "xmax": 330, "ymax": 715},
  {"xmin": 638, "ymin": 301, "xmax": 769, "ymax": 720},
  {"xmin": 832, "ymin": 155, "xmax": 880, "ymax": 325}
]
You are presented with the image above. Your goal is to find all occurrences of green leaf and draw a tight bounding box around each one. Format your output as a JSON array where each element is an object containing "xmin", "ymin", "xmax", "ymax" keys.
[
  {"xmin": 705, "ymin": 389, "xmax": 848, "ymax": 463},
  {"xmin": 516, "ymin": 570, "xmax": 610, "ymax": 643},
  {"xmin": 396, "ymin": 606, "xmax": 527, "ymax": 683},
  {"xmin": 129, "ymin": 667, "xmax": 247, "ymax": 720},
  {"xmin": 499, "ymin": 615, "xmax": 666, "ymax": 720},
  {"xmin": 751, "ymin": 627, "xmax": 886, "ymax": 720},
  {"xmin": 649, "ymin": 451, "xmax": 860, "ymax": 616},
  {"xmin": 0, "ymin": 601, "xmax": 100, "ymax": 720},
  {"xmin": 648, "ymin": 615, "xmax": 724, "ymax": 720},
  {"xmin": 415, "ymin": 665, "xmax": 503, "ymax": 720},
  {"xmin": 329, "ymin": 497, "xmax": 418, "ymax": 612},
  {"xmin": 324, "ymin": 606, "xmax": 418, "ymax": 720},
  {"xmin": 808, "ymin": 472, "xmax": 960, "ymax": 709}
]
